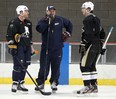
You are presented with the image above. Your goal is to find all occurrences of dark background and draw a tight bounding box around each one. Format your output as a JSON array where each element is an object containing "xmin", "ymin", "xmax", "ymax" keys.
[{"xmin": 0, "ymin": 0, "xmax": 116, "ymax": 42}]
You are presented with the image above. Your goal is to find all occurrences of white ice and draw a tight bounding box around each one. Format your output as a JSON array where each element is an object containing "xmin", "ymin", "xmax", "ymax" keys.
[{"xmin": 0, "ymin": 84, "xmax": 116, "ymax": 99}]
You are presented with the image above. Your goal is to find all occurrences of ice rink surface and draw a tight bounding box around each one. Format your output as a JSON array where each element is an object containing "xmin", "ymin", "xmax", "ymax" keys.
[{"xmin": 0, "ymin": 84, "xmax": 116, "ymax": 99}]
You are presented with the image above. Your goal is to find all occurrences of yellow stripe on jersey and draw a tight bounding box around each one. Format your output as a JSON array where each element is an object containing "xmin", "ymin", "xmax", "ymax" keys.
[
  {"xmin": 8, "ymin": 45, "xmax": 17, "ymax": 49},
  {"xmin": 14, "ymin": 33, "xmax": 20, "ymax": 43}
]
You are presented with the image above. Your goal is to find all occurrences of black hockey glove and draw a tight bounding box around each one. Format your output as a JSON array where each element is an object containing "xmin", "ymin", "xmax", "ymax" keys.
[
  {"xmin": 79, "ymin": 41, "xmax": 86, "ymax": 54},
  {"xmin": 44, "ymin": 14, "xmax": 54, "ymax": 24},
  {"xmin": 100, "ymin": 39, "xmax": 106, "ymax": 55},
  {"xmin": 62, "ymin": 31, "xmax": 71, "ymax": 42},
  {"xmin": 100, "ymin": 48, "xmax": 106, "ymax": 55},
  {"xmin": 44, "ymin": 14, "xmax": 49, "ymax": 23},
  {"xmin": 8, "ymin": 40, "xmax": 17, "ymax": 56}
]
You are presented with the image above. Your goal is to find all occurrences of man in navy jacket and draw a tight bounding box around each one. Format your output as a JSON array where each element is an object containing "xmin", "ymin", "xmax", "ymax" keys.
[{"xmin": 35, "ymin": 6, "xmax": 73, "ymax": 92}]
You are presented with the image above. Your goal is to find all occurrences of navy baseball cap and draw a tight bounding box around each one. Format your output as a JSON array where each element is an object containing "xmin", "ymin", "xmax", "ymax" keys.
[{"xmin": 46, "ymin": 6, "xmax": 56, "ymax": 11}]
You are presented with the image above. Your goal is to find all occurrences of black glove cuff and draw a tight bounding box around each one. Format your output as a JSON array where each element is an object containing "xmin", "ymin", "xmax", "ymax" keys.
[{"xmin": 101, "ymin": 48, "xmax": 106, "ymax": 55}]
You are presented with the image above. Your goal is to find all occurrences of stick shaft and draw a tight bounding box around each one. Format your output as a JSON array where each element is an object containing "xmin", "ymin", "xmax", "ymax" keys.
[{"xmin": 96, "ymin": 26, "xmax": 114, "ymax": 64}]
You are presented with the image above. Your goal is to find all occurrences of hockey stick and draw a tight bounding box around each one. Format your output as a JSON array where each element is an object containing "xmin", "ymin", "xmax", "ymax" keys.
[
  {"xmin": 96, "ymin": 26, "xmax": 114, "ymax": 64},
  {"xmin": 43, "ymin": 18, "xmax": 51, "ymax": 87},
  {"xmin": 15, "ymin": 56, "xmax": 51, "ymax": 95}
]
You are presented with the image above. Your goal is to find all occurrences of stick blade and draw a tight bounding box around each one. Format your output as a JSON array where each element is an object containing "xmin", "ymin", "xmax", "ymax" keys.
[{"xmin": 40, "ymin": 90, "xmax": 51, "ymax": 95}]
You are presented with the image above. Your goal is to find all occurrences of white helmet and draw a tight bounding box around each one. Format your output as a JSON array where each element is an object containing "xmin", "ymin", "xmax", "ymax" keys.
[
  {"xmin": 81, "ymin": 1, "xmax": 94, "ymax": 11},
  {"xmin": 16, "ymin": 5, "xmax": 28, "ymax": 15}
]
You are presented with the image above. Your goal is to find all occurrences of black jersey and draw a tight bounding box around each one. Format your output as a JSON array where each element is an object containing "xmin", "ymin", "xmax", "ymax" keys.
[
  {"xmin": 6, "ymin": 17, "xmax": 32, "ymax": 46},
  {"xmin": 82, "ymin": 14, "xmax": 101, "ymax": 43}
]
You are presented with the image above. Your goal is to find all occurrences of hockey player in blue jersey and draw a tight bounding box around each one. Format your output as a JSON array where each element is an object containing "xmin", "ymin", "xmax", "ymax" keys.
[{"xmin": 35, "ymin": 6, "xmax": 73, "ymax": 92}]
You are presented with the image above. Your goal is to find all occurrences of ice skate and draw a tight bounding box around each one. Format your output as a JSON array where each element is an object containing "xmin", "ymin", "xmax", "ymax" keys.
[
  {"xmin": 35, "ymin": 84, "xmax": 44, "ymax": 92},
  {"xmin": 17, "ymin": 80, "xmax": 28, "ymax": 93},
  {"xmin": 75, "ymin": 86, "xmax": 93, "ymax": 96},
  {"xmin": 90, "ymin": 85, "xmax": 98, "ymax": 96},
  {"xmin": 11, "ymin": 81, "xmax": 18, "ymax": 93},
  {"xmin": 51, "ymin": 82, "xmax": 57, "ymax": 93},
  {"xmin": 91, "ymin": 85, "xmax": 98, "ymax": 93}
]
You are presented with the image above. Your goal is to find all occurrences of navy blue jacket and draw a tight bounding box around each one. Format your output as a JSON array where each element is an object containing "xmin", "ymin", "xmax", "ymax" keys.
[{"xmin": 36, "ymin": 15, "xmax": 73, "ymax": 50}]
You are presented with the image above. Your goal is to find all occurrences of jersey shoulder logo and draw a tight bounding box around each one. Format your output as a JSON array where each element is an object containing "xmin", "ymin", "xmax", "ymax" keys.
[
  {"xmin": 27, "ymin": 22, "xmax": 31, "ymax": 25},
  {"xmin": 55, "ymin": 23, "xmax": 59, "ymax": 26}
]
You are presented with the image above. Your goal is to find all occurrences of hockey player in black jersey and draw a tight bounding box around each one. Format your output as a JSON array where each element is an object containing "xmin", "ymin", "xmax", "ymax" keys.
[
  {"xmin": 76, "ymin": 1, "xmax": 105, "ymax": 95},
  {"xmin": 6, "ymin": 5, "xmax": 35, "ymax": 93}
]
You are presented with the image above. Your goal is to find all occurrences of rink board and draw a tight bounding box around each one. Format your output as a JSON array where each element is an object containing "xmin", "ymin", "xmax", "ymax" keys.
[{"xmin": 0, "ymin": 63, "xmax": 116, "ymax": 85}]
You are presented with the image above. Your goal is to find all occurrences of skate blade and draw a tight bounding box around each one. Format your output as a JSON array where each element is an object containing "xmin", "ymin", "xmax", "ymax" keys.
[
  {"xmin": 76, "ymin": 93, "xmax": 98, "ymax": 97},
  {"xmin": 76, "ymin": 93, "xmax": 91, "ymax": 97},
  {"xmin": 11, "ymin": 92, "xmax": 17, "ymax": 95},
  {"xmin": 89, "ymin": 93, "xmax": 98, "ymax": 97},
  {"xmin": 12, "ymin": 90, "xmax": 28, "ymax": 95},
  {"xmin": 17, "ymin": 90, "xmax": 28, "ymax": 94},
  {"xmin": 52, "ymin": 90, "xmax": 57, "ymax": 94},
  {"xmin": 51, "ymin": 89, "xmax": 57, "ymax": 94}
]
